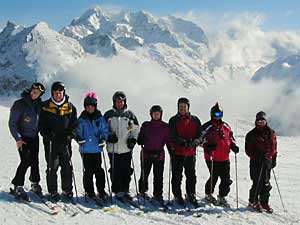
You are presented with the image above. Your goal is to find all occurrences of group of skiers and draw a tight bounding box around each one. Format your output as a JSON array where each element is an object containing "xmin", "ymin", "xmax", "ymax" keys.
[{"xmin": 8, "ymin": 81, "xmax": 277, "ymax": 213}]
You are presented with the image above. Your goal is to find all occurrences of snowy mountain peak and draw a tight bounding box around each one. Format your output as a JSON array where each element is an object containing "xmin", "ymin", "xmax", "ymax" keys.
[{"xmin": 0, "ymin": 21, "xmax": 84, "ymax": 94}]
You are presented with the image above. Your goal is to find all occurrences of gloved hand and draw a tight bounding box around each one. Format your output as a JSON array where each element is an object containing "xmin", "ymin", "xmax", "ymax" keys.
[
  {"xmin": 137, "ymin": 136, "xmax": 144, "ymax": 145},
  {"xmin": 178, "ymin": 138, "xmax": 189, "ymax": 147},
  {"xmin": 204, "ymin": 142, "xmax": 217, "ymax": 153},
  {"xmin": 167, "ymin": 144, "xmax": 175, "ymax": 156},
  {"xmin": 107, "ymin": 133, "xmax": 118, "ymax": 143},
  {"xmin": 190, "ymin": 138, "xmax": 201, "ymax": 147},
  {"xmin": 127, "ymin": 137, "xmax": 137, "ymax": 149},
  {"xmin": 77, "ymin": 139, "xmax": 86, "ymax": 145},
  {"xmin": 98, "ymin": 138, "xmax": 106, "ymax": 147},
  {"xmin": 230, "ymin": 143, "xmax": 239, "ymax": 154},
  {"xmin": 271, "ymin": 157, "xmax": 276, "ymax": 168},
  {"xmin": 49, "ymin": 131, "xmax": 56, "ymax": 140}
]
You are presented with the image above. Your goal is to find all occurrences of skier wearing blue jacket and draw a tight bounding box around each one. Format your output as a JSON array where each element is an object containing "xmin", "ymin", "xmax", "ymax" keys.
[{"xmin": 76, "ymin": 92, "xmax": 109, "ymax": 201}]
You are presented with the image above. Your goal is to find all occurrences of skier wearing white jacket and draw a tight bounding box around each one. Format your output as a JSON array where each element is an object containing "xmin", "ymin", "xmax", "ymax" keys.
[{"xmin": 104, "ymin": 91, "xmax": 139, "ymax": 201}]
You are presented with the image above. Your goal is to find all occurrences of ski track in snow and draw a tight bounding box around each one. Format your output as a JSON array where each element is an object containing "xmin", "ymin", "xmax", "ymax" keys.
[{"xmin": 0, "ymin": 105, "xmax": 299, "ymax": 225}]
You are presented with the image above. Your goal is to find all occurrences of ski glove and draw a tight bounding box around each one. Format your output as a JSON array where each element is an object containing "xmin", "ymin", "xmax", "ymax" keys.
[
  {"xmin": 230, "ymin": 143, "xmax": 239, "ymax": 154},
  {"xmin": 191, "ymin": 138, "xmax": 201, "ymax": 147},
  {"xmin": 127, "ymin": 137, "xmax": 137, "ymax": 149},
  {"xmin": 107, "ymin": 133, "xmax": 118, "ymax": 143},
  {"xmin": 98, "ymin": 138, "xmax": 106, "ymax": 147},
  {"xmin": 271, "ymin": 157, "xmax": 276, "ymax": 168},
  {"xmin": 204, "ymin": 142, "xmax": 217, "ymax": 153},
  {"xmin": 177, "ymin": 138, "xmax": 190, "ymax": 147},
  {"xmin": 167, "ymin": 144, "xmax": 175, "ymax": 156}
]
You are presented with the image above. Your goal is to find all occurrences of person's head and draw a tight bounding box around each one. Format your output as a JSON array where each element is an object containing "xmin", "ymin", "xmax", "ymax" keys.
[
  {"xmin": 113, "ymin": 91, "xmax": 126, "ymax": 110},
  {"xmin": 177, "ymin": 97, "xmax": 190, "ymax": 116},
  {"xmin": 51, "ymin": 81, "xmax": 65, "ymax": 102},
  {"xmin": 150, "ymin": 105, "xmax": 163, "ymax": 120},
  {"xmin": 210, "ymin": 102, "xmax": 223, "ymax": 121},
  {"xmin": 84, "ymin": 92, "xmax": 98, "ymax": 114},
  {"xmin": 255, "ymin": 111, "xmax": 267, "ymax": 129},
  {"xmin": 29, "ymin": 82, "xmax": 45, "ymax": 100}
]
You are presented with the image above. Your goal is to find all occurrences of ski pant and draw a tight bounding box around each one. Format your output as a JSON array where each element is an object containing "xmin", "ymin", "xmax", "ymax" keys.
[
  {"xmin": 205, "ymin": 160, "xmax": 232, "ymax": 197},
  {"xmin": 138, "ymin": 158, "xmax": 164, "ymax": 197},
  {"xmin": 249, "ymin": 159, "xmax": 272, "ymax": 205},
  {"xmin": 171, "ymin": 154, "xmax": 196, "ymax": 197},
  {"xmin": 12, "ymin": 136, "xmax": 40, "ymax": 186},
  {"xmin": 44, "ymin": 139, "xmax": 73, "ymax": 194},
  {"xmin": 108, "ymin": 151, "xmax": 133, "ymax": 193},
  {"xmin": 81, "ymin": 152, "xmax": 105, "ymax": 196}
]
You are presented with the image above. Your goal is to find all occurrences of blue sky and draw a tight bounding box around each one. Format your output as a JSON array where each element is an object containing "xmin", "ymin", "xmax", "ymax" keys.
[{"xmin": 0, "ymin": 0, "xmax": 299, "ymax": 31}]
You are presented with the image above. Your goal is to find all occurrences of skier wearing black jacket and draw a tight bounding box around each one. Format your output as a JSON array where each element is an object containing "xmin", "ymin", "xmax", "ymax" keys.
[
  {"xmin": 9, "ymin": 82, "xmax": 45, "ymax": 200},
  {"xmin": 39, "ymin": 82, "xmax": 77, "ymax": 201}
]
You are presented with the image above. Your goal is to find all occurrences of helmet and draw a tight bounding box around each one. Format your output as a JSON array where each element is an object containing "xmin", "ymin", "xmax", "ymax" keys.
[
  {"xmin": 31, "ymin": 82, "xmax": 45, "ymax": 96},
  {"xmin": 150, "ymin": 105, "xmax": 163, "ymax": 119},
  {"xmin": 177, "ymin": 97, "xmax": 190, "ymax": 109},
  {"xmin": 112, "ymin": 91, "xmax": 126, "ymax": 102},
  {"xmin": 256, "ymin": 111, "xmax": 267, "ymax": 121},
  {"xmin": 84, "ymin": 92, "xmax": 98, "ymax": 108},
  {"xmin": 51, "ymin": 81, "xmax": 65, "ymax": 93},
  {"xmin": 210, "ymin": 102, "xmax": 223, "ymax": 118}
]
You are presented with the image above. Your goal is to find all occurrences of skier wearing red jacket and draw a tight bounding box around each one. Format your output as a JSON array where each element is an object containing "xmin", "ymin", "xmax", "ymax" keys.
[
  {"xmin": 168, "ymin": 97, "xmax": 202, "ymax": 206},
  {"xmin": 201, "ymin": 102, "xmax": 239, "ymax": 207},
  {"xmin": 245, "ymin": 111, "xmax": 277, "ymax": 213}
]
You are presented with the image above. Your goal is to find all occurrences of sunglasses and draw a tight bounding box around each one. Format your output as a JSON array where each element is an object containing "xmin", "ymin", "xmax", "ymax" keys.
[
  {"xmin": 256, "ymin": 119, "xmax": 266, "ymax": 123},
  {"xmin": 32, "ymin": 83, "xmax": 45, "ymax": 92},
  {"xmin": 213, "ymin": 111, "xmax": 223, "ymax": 117}
]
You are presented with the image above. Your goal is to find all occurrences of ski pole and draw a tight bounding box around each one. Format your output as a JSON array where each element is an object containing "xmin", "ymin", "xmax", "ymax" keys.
[
  {"xmin": 272, "ymin": 168, "xmax": 286, "ymax": 212},
  {"xmin": 131, "ymin": 151, "xmax": 140, "ymax": 205},
  {"xmin": 102, "ymin": 150, "xmax": 112, "ymax": 204},
  {"xmin": 210, "ymin": 153, "xmax": 214, "ymax": 207},
  {"xmin": 141, "ymin": 147, "xmax": 146, "ymax": 205},
  {"xmin": 254, "ymin": 159, "xmax": 264, "ymax": 204},
  {"xmin": 168, "ymin": 155, "xmax": 172, "ymax": 204},
  {"xmin": 235, "ymin": 153, "xmax": 239, "ymax": 209},
  {"xmin": 66, "ymin": 144, "xmax": 79, "ymax": 203},
  {"xmin": 80, "ymin": 152, "xmax": 87, "ymax": 202}
]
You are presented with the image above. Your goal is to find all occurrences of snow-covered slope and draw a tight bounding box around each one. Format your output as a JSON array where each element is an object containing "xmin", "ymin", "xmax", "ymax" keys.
[
  {"xmin": 0, "ymin": 21, "xmax": 84, "ymax": 94},
  {"xmin": 252, "ymin": 53, "xmax": 300, "ymax": 82},
  {"xmin": 0, "ymin": 103, "xmax": 299, "ymax": 225}
]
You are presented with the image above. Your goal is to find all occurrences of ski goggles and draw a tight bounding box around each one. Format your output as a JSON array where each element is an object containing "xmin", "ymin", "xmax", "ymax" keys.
[
  {"xmin": 32, "ymin": 82, "xmax": 45, "ymax": 93},
  {"xmin": 213, "ymin": 111, "xmax": 223, "ymax": 117}
]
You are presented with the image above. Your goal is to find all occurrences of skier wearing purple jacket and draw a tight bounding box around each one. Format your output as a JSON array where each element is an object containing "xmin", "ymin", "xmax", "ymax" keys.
[{"xmin": 137, "ymin": 105, "xmax": 172, "ymax": 202}]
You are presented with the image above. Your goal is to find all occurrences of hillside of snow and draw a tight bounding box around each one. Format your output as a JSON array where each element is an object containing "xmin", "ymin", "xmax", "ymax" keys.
[{"xmin": 0, "ymin": 21, "xmax": 84, "ymax": 95}]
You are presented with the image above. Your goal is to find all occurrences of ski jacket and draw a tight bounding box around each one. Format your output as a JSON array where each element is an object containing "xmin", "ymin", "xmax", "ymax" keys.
[
  {"xmin": 39, "ymin": 95, "xmax": 77, "ymax": 141},
  {"xmin": 76, "ymin": 110, "xmax": 109, "ymax": 154},
  {"xmin": 245, "ymin": 126, "xmax": 277, "ymax": 161},
  {"xmin": 104, "ymin": 108, "xmax": 139, "ymax": 154},
  {"xmin": 9, "ymin": 90, "xmax": 42, "ymax": 141},
  {"xmin": 168, "ymin": 113, "xmax": 202, "ymax": 157},
  {"xmin": 137, "ymin": 120, "xmax": 172, "ymax": 161},
  {"xmin": 201, "ymin": 120, "xmax": 235, "ymax": 162}
]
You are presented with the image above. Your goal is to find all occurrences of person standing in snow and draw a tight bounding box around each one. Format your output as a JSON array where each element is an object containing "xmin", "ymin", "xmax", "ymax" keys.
[
  {"xmin": 245, "ymin": 111, "xmax": 277, "ymax": 213},
  {"xmin": 137, "ymin": 105, "xmax": 172, "ymax": 203},
  {"xmin": 39, "ymin": 81, "xmax": 77, "ymax": 201},
  {"xmin": 104, "ymin": 91, "xmax": 139, "ymax": 201},
  {"xmin": 201, "ymin": 102, "xmax": 239, "ymax": 207},
  {"xmin": 9, "ymin": 82, "xmax": 45, "ymax": 200},
  {"xmin": 168, "ymin": 97, "xmax": 202, "ymax": 206},
  {"xmin": 76, "ymin": 92, "xmax": 109, "ymax": 202}
]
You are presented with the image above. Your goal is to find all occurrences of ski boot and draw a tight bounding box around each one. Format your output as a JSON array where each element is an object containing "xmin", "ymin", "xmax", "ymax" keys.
[
  {"xmin": 204, "ymin": 194, "xmax": 217, "ymax": 205},
  {"xmin": 31, "ymin": 182, "xmax": 43, "ymax": 198},
  {"xmin": 261, "ymin": 204, "xmax": 273, "ymax": 214},
  {"xmin": 248, "ymin": 202, "xmax": 262, "ymax": 212},
  {"xmin": 186, "ymin": 194, "xmax": 199, "ymax": 207},
  {"xmin": 217, "ymin": 195, "xmax": 230, "ymax": 208},
  {"xmin": 174, "ymin": 195, "xmax": 185, "ymax": 206},
  {"xmin": 49, "ymin": 191, "xmax": 60, "ymax": 202},
  {"xmin": 11, "ymin": 186, "xmax": 30, "ymax": 201},
  {"xmin": 62, "ymin": 190, "xmax": 73, "ymax": 201}
]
